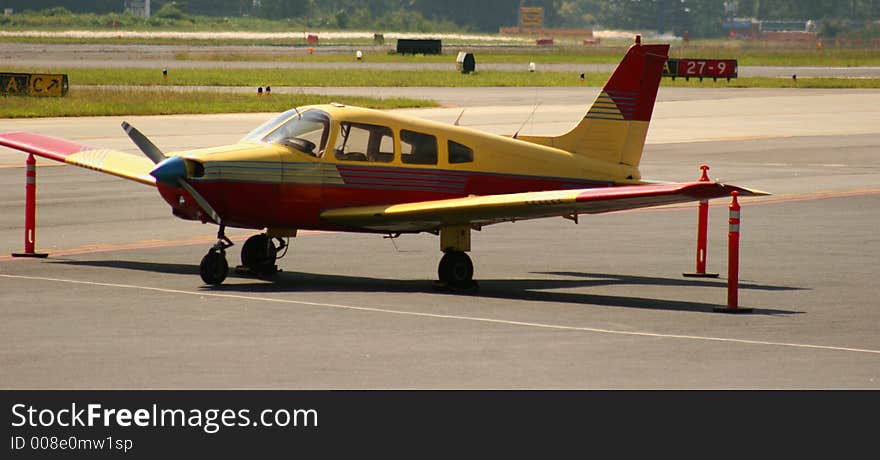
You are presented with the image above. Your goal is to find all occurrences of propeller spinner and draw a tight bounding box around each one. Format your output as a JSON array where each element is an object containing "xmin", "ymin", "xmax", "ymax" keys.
[{"xmin": 121, "ymin": 122, "xmax": 222, "ymax": 225}]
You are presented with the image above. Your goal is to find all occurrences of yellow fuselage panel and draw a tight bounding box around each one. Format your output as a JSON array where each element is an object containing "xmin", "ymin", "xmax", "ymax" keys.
[
  {"xmin": 172, "ymin": 104, "xmax": 642, "ymax": 185},
  {"xmin": 318, "ymin": 105, "xmax": 638, "ymax": 183}
]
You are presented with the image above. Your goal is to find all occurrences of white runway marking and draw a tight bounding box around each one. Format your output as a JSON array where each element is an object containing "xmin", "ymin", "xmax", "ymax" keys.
[{"xmin": 3, "ymin": 273, "xmax": 880, "ymax": 356}]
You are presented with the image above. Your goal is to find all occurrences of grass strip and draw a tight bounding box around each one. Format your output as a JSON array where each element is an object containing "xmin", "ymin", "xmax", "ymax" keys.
[
  {"xmin": 174, "ymin": 46, "xmax": 880, "ymax": 67},
  {"xmin": 10, "ymin": 67, "xmax": 880, "ymax": 89},
  {"xmin": 0, "ymin": 87, "xmax": 436, "ymax": 118}
]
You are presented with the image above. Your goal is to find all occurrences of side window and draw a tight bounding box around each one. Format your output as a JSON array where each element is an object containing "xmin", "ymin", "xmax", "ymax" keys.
[
  {"xmin": 334, "ymin": 122, "xmax": 394, "ymax": 162},
  {"xmin": 400, "ymin": 130, "xmax": 438, "ymax": 165},
  {"xmin": 448, "ymin": 140, "xmax": 474, "ymax": 164}
]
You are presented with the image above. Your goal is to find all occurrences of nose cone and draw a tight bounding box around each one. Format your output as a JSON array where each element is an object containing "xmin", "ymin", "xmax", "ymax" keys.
[{"xmin": 150, "ymin": 156, "xmax": 187, "ymax": 187}]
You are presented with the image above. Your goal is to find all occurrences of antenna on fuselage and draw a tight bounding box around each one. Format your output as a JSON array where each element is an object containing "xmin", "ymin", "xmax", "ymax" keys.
[
  {"xmin": 453, "ymin": 109, "xmax": 465, "ymax": 126},
  {"xmin": 513, "ymin": 102, "xmax": 541, "ymax": 139}
]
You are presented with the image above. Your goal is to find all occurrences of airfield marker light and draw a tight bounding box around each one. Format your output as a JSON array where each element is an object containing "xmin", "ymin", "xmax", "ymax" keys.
[
  {"xmin": 11, "ymin": 154, "xmax": 48, "ymax": 258},
  {"xmin": 714, "ymin": 191, "xmax": 753, "ymax": 313},
  {"xmin": 528, "ymin": 62, "xmax": 536, "ymax": 72},
  {"xmin": 356, "ymin": 50, "xmax": 363, "ymax": 61},
  {"xmin": 684, "ymin": 165, "xmax": 718, "ymax": 279}
]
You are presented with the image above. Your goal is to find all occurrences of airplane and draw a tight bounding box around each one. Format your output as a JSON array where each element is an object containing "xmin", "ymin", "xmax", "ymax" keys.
[{"xmin": 0, "ymin": 36, "xmax": 766, "ymax": 288}]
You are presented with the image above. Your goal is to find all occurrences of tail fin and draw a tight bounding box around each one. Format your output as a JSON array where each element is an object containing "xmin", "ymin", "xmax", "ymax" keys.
[{"xmin": 516, "ymin": 39, "xmax": 669, "ymax": 179}]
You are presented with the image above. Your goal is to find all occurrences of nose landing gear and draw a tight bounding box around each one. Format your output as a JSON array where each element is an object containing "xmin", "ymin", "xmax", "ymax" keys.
[{"xmin": 200, "ymin": 225, "xmax": 233, "ymax": 285}]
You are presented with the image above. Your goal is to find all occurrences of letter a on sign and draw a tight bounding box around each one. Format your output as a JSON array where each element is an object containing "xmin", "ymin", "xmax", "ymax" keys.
[{"xmin": 5, "ymin": 77, "xmax": 19, "ymax": 93}]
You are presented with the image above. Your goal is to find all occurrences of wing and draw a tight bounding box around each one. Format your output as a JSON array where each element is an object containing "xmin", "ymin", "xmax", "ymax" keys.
[
  {"xmin": 0, "ymin": 132, "xmax": 156, "ymax": 186},
  {"xmin": 321, "ymin": 182, "xmax": 770, "ymax": 232}
]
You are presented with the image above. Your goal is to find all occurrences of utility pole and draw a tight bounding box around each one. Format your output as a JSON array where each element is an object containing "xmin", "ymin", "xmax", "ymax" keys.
[{"xmin": 657, "ymin": 0, "xmax": 666, "ymax": 34}]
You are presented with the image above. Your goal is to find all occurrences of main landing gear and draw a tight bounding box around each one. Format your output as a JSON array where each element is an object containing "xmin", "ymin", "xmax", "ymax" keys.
[
  {"xmin": 240, "ymin": 233, "xmax": 287, "ymax": 277},
  {"xmin": 434, "ymin": 225, "xmax": 477, "ymax": 291},
  {"xmin": 198, "ymin": 226, "xmax": 289, "ymax": 285},
  {"xmin": 438, "ymin": 250, "xmax": 475, "ymax": 289}
]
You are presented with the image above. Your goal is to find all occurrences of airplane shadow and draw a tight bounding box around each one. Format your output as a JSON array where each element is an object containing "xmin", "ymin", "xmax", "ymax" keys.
[{"xmin": 51, "ymin": 259, "xmax": 804, "ymax": 315}]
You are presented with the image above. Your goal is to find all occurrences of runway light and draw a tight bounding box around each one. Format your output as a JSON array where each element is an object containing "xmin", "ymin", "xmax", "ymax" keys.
[
  {"xmin": 528, "ymin": 62, "xmax": 536, "ymax": 72},
  {"xmin": 356, "ymin": 50, "xmax": 363, "ymax": 60}
]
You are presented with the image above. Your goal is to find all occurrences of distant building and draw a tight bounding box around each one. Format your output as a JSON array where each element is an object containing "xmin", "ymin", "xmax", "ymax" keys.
[{"xmin": 124, "ymin": 0, "xmax": 151, "ymax": 18}]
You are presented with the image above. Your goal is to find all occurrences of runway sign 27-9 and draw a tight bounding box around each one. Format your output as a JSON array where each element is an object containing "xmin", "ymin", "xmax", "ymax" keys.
[
  {"xmin": 662, "ymin": 59, "xmax": 738, "ymax": 81},
  {"xmin": 1, "ymin": 73, "xmax": 69, "ymax": 97}
]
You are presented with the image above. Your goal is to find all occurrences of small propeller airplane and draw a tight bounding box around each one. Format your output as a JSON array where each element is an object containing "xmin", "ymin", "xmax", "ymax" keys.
[{"xmin": 0, "ymin": 37, "xmax": 766, "ymax": 288}]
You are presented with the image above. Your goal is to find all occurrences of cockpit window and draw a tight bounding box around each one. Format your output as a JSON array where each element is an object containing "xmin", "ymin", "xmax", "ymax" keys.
[{"xmin": 240, "ymin": 109, "xmax": 331, "ymax": 157}]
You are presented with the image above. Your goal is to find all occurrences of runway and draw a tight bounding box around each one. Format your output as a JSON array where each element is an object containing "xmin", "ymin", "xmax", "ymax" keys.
[
  {"xmin": 7, "ymin": 42, "xmax": 880, "ymax": 77},
  {"xmin": 1, "ymin": 87, "xmax": 879, "ymax": 388}
]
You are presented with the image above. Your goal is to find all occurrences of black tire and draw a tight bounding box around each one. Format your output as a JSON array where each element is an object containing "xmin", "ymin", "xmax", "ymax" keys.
[
  {"xmin": 241, "ymin": 234, "xmax": 276, "ymax": 275},
  {"xmin": 438, "ymin": 251, "xmax": 474, "ymax": 288},
  {"xmin": 200, "ymin": 250, "xmax": 228, "ymax": 285}
]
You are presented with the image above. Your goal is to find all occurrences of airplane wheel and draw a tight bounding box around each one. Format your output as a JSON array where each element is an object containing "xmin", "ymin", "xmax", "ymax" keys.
[
  {"xmin": 438, "ymin": 251, "xmax": 474, "ymax": 288},
  {"xmin": 200, "ymin": 249, "xmax": 228, "ymax": 285},
  {"xmin": 241, "ymin": 234, "xmax": 277, "ymax": 275}
]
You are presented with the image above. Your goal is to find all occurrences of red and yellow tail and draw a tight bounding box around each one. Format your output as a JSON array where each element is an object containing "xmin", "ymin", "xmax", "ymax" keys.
[{"xmin": 517, "ymin": 39, "xmax": 669, "ymax": 179}]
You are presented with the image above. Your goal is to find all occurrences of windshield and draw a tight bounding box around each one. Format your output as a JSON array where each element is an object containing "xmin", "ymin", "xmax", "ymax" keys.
[{"xmin": 240, "ymin": 108, "xmax": 331, "ymax": 156}]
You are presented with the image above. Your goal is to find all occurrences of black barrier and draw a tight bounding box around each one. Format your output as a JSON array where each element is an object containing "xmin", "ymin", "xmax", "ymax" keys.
[
  {"xmin": 396, "ymin": 39, "xmax": 442, "ymax": 55},
  {"xmin": 1, "ymin": 72, "xmax": 68, "ymax": 96},
  {"xmin": 456, "ymin": 52, "xmax": 475, "ymax": 74}
]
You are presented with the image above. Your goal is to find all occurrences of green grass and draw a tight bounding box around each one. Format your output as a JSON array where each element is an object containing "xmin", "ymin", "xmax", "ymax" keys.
[
  {"xmin": 0, "ymin": 87, "xmax": 436, "ymax": 118},
  {"xmin": 11, "ymin": 67, "xmax": 880, "ymax": 89}
]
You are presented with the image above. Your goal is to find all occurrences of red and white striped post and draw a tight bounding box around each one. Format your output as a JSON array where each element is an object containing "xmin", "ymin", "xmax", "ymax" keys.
[
  {"xmin": 684, "ymin": 165, "xmax": 719, "ymax": 278},
  {"xmin": 12, "ymin": 154, "xmax": 48, "ymax": 258},
  {"xmin": 715, "ymin": 191, "xmax": 752, "ymax": 313}
]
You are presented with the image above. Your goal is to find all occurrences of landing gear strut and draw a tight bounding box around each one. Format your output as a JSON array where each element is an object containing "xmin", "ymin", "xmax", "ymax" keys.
[
  {"xmin": 240, "ymin": 233, "xmax": 286, "ymax": 277},
  {"xmin": 200, "ymin": 225, "xmax": 232, "ymax": 285}
]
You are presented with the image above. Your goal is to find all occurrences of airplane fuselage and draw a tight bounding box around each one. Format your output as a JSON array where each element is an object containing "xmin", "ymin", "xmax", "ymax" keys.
[{"xmin": 160, "ymin": 104, "xmax": 642, "ymax": 232}]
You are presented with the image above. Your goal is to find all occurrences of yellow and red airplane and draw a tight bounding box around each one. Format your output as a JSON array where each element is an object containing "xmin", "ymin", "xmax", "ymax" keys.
[{"xmin": 0, "ymin": 38, "xmax": 766, "ymax": 288}]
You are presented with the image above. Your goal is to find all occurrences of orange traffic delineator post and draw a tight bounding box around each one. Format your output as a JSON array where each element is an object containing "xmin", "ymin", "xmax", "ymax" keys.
[
  {"xmin": 12, "ymin": 154, "xmax": 48, "ymax": 258},
  {"xmin": 714, "ymin": 191, "xmax": 752, "ymax": 313},
  {"xmin": 684, "ymin": 165, "xmax": 719, "ymax": 278}
]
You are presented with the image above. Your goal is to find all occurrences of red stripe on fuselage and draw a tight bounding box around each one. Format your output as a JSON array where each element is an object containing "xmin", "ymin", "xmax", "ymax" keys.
[{"xmin": 159, "ymin": 171, "xmax": 610, "ymax": 230}]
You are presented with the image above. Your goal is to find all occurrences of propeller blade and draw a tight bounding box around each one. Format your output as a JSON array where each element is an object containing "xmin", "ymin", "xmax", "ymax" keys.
[
  {"xmin": 179, "ymin": 179, "xmax": 222, "ymax": 225},
  {"xmin": 121, "ymin": 121, "xmax": 165, "ymax": 164}
]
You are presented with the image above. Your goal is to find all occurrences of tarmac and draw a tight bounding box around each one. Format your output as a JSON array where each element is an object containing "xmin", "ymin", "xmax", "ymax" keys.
[{"xmin": 1, "ymin": 87, "xmax": 879, "ymax": 388}]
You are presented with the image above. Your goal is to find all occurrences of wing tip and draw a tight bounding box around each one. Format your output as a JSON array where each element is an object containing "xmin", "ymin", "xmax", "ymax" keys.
[{"xmin": 725, "ymin": 184, "xmax": 772, "ymax": 197}]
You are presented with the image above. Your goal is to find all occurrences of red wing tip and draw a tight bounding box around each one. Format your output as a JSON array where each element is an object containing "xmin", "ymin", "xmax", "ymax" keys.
[{"xmin": 0, "ymin": 132, "xmax": 90, "ymax": 160}]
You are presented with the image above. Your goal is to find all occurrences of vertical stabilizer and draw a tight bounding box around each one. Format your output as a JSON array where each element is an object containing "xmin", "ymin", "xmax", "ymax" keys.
[{"xmin": 516, "ymin": 39, "xmax": 669, "ymax": 178}]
